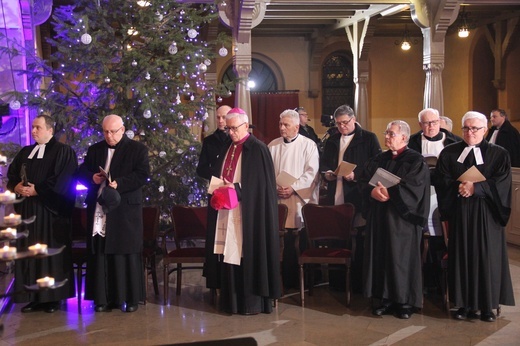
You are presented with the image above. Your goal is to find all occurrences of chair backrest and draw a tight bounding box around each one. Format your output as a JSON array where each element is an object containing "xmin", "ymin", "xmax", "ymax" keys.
[
  {"xmin": 143, "ymin": 206, "xmax": 160, "ymax": 243},
  {"xmin": 278, "ymin": 204, "xmax": 288, "ymax": 232},
  {"xmin": 171, "ymin": 206, "xmax": 208, "ymax": 249},
  {"xmin": 302, "ymin": 203, "xmax": 355, "ymax": 249}
]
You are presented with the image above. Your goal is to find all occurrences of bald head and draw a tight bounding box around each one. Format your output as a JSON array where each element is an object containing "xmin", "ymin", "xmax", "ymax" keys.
[
  {"xmin": 216, "ymin": 105, "xmax": 231, "ymax": 131},
  {"xmin": 102, "ymin": 114, "xmax": 125, "ymax": 146}
]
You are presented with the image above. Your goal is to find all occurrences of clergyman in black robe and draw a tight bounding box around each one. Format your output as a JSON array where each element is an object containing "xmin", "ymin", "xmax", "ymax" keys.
[
  {"xmin": 435, "ymin": 111, "xmax": 515, "ymax": 322},
  {"xmin": 359, "ymin": 120, "xmax": 429, "ymax": 319},
  {"xmin": 204, "ymin": 107, "xmax": 281, "ymax": 315},
  {"xmin": 7, "ymin": 115, "xmax": 78, "ymax": 313}
]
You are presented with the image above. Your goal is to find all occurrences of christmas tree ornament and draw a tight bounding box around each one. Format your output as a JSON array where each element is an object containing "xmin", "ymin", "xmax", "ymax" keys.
[
  {"xmin": 158, "ymin": 186, "xmax": 165, "ymax": 193},
  {"xmin": 143, "ymin": 109, "xmax": 152, "ymax": 118},
  {"xmin": 159, "ymin": 151, "xmax": 166, "ymax": 158},
  {"xmin": 219, "ymin": 46, "xmax": 228, "ymax": 57},
  {"xmin": 203, "ymin": 112, "xmax": 209, "ymax": 120},
  {"xmin": 9, "ymin": 100, "xmax": 21, "ymax": 110},
  {"xmin": 204, "ymin": 59, "xmax": 211, "ymax": 66},
  {"xmin": 104, "ymin": 77, "xmax": 111, "ymax": 83},
  {"xmin": 127, "ymin": 27, "xmax": 138, "ymax": 36},
  {"xmin": 190, "ymin": 95, "xmax": 195, "ymax": 101},
  {"xmin": 131, "ymin": 60, "xmax": 138, "ymax": 67},
  {"xmin": 81, "ymin": 33, "xmax": 92, "ymax": 45},
  {"xmin": 168, "ymin": 44, "xmax": 178, "ymax": 55},
  {"xmin": 176, "ymin": 94, "xmax": 181, "ymax": 104},
  {"xmin": 184, "ymin": 82, "xmax": 190, "ymax": 90},
  {"xmin": 187, "ymin": 28, "xmax": 198, "ymax": 39},
  {"xmin": 125, "ymin": 130, "xmax": 135, "ymax": 139},
  {"xmin": 145, "ymin": 72, "xmax": 151, "ymax": 80},
  {"xmin": 155, "ymin": 11, "xmax": 164, "ymax": 21},
  {"xmin": 217, "ymin": 96, "xmax": 223, "ymax": 103},
  {"xmin": 198, "ymin": 63, "xmax": 207, "ymax": 72}
]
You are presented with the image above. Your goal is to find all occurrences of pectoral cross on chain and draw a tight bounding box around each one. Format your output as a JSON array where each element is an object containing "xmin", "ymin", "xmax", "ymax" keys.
[{"xmin": 225, "ymin": 145, "xmax": 237, "ymax": 175}]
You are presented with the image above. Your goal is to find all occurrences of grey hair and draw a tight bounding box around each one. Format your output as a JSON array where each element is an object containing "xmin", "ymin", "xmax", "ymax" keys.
[
  {"xmin": 333, "ymin": 104, "xmax": 355, "ymax": 119},
  {"xmin": 387, "ymin": 120, "xmax": 411, "ymax": 143},
  {"xmin": 440, "ymin": 116, "xmax": 453, "ymax": 131},
  {"xmin": 280, "ymin": 109, "xmax": 300, "ymax": 125},
  {"xmin": 226, "ymin": 110, "xmax": 249, "ymax": 124},
  {"xmin": 462, "ymin": 111, "xmax": 487, "ymax": 127},
  {"xmin": 418, "ymin": 108, "xmax": 440, "ymax": 122}
]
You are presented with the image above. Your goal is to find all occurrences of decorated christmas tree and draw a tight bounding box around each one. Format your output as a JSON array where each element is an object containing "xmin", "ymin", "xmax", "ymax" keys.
[{"xmin": 0, "ymin": 0, "xmax": 230, "ymax": 220}]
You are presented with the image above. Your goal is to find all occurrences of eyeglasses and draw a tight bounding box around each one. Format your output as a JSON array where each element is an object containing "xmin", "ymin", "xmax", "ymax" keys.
[
  {"xmin": 225, "ymin": 122, "xmax": 246, "ymax": 132},
  {"xmin": 461, "ymin": 126, "xmax": 485, "ymax": 133},
  {"xmin": 336, "ymin": 118, "xmax": 354, "ymax": 126},
  {"xmin": 421, "ymin": 120, "xmax": 439, "ymax": 126},
  {"xmin": 103, "ymin": 126, "xmax": 123, "ymax": 135},
  {"xmin": 383, "ymin": 131, "xmax": 400, "ymax": 138}
]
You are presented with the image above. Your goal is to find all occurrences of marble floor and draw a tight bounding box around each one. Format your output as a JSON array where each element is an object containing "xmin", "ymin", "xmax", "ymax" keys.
[{"xmin": 1, "ymin": 245, "xmax": 520, "ymax": 346}]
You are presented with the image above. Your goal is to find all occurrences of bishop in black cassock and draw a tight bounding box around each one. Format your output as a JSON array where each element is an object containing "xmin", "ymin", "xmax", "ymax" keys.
[{"xmin": 204, "ymin": 108, "xmax": 281, "ymax": 315}]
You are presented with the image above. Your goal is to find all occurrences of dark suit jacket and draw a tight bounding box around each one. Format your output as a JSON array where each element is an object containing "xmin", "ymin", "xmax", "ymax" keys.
[
  {"xmin": 485, "ymin": 119, "xmax": 520, "ymax": 167},
  {"xmin": 196, "ymin": 129, "xmax": 230, "ymax": 180},
  {"xmin": 77, "ymin": 135, "xmax": 150, "ymax": 254}
]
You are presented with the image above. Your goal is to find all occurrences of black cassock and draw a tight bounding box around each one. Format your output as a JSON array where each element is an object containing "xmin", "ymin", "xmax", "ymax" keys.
[
  {"xmin": 359, "ymin": 148, "xmax": 430, "ymax": 309},
  {"xmin": 435, "ymin": 140, "xmax": 515, "ymax": 311},
  {"xmin": 7, "ymin": 137, "xmax": 78, "ymax": 303}
]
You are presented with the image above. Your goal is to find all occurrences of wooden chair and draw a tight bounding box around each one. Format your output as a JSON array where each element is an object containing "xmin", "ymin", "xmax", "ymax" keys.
[
  {"xmin": 299, "ymin": 203, "xmax": 355, "ymax": 307},
  {"xmin": 142, "ymin": 206, "xmax": 160, "ymax": 303},
  {"xmin": 71, "ymin": 207, "xmax": 88, "ymax": 306},
  {"xmin": 163, "ymin": 206, "xmax": 207, "ymax": 305}
]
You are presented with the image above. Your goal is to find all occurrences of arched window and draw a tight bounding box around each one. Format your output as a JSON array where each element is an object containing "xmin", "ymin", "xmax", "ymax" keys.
[
  {"xmin": 322, "ymin": 53, "xmax": 354, "ymax": 116},
  {"xmin": 222, "ymin": 58, "xmax": 278, "ymax": 91}
]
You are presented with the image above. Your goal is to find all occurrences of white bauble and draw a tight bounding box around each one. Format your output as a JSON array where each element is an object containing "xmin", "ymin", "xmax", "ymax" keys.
[
  {"xmin": 143, "ymin": 109, "xmax": 152, "ymax": 118},
  {"xmin": 81, "ymin": 33, "xmax": 92, "ymax": 45},
  {"xmin": 125, "ymin": 130, "xmax": 135, "ymax": 139},
  {"xmin": 219, "ymin": 47, "xmax": 228, "ymax": 57},
  {"xmin": 9, "ymin": 100, "xmax": 21, "ymax": 110},
  {"xmin": 187, "ymin": 29, "xmax": 198, "ymax": 39}
]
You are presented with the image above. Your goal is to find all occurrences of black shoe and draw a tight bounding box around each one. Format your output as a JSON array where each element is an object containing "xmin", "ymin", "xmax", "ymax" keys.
[
  {"xmin": 480, "ymin": 311, "xmax": 496, "ymax": 322},
  {"xmin": 125, "ymin": 304, "xmax": 138, "ymax": 313},
  {"xmin": 467, "ymin": 310, "xmax": 479, "ymax": 319},
  {"xmin": 372, "ymin": 304, "xmax": 393, "ymax": 316},
  {"xmin": 95, "ymin": 304, "xmax": 113, "ymax": 312},
  {"xmin": 21, "ymin": 302, "xmax": 42, "ymax": 313},
  {"xmin": 44, "ymin": 301, "xmax": 61, "ymax": 313},
  {"xmin": 454, "ymin": 307, "xmax": 468, "ymax": 320},
  {"xmin": 396, "ymin": 307, "xmax": 413, "ymax": 319}
]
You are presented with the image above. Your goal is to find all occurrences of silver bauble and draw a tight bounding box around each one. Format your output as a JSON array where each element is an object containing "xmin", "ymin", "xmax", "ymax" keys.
[{"xmin": 81, "ymin": 33, "xmax": 92, "ymax": 45}]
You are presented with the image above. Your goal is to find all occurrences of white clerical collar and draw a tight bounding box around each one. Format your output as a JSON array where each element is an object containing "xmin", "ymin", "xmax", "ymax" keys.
[
  {"xmin": 28, "ymin": 143, "xmax": 47, "ymax": 159},
  {"xmin": 457, "ymin": 145, "xmax": 484, "ymax": 165}
]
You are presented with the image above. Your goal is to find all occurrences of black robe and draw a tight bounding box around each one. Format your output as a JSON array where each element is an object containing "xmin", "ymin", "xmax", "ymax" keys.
[
  {"xmin": 320, "ymin": 123, "xmax": 382, "ymax": 208},
  {"xmin": 7, "ymin": 137, "xmax": 78, "ymax": 303},
  {"xmin": 204, "ymin": 134, "xmax": 281, "ymax": 314},
  {"xmin": 485, "ymin": 119, "xmax": 520, "ymax": 167},
  {"xmin": 359, "ymin": 148, "xmax": 430, "ymax": 308},
  {"xmin": 435, "ymin": 140, "xmax": 515, "ymax": 311},
  {"xmin": 196, "ymin": 129, "xmax": 230, "ymax": 180},
  {"xmin": 77, "ymin": 135, "xmax": 150, "ymax": 306}
]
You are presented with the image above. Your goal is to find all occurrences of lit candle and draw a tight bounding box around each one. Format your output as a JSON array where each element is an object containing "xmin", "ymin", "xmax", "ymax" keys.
[
  {"xmin": 28, "ymin": 243, "xmax": 48, "ymax": 255},
  {"xmin": 0, "ymin": 245, "xmax": 17, "ymax": 259},
  {"xmin": 0, "ymin": 191, "xmax": 15, "ymax": 203},
  {"xmin": 3, "ymin": 213, "xmax": 21, "ymax": 226},
  {"xmin": 36, "ymin": 276, "xmax": 55, "ymax": 288},
  {"xmin": 0, "ymin": 227, "xmax": 17, "ymax": 239}
]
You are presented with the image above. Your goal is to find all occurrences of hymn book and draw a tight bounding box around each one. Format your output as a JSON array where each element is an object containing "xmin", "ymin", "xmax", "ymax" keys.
[
  {"xmin": 369, "ymin": 167, "xmax": 401, "ymax": 188},
  {"xmin": 276, "ymin": 171, "xmax": 298, "ymax": 187},
  {"xmin": 208, "ymin": 176, "xmax": 225, "ymax": 194},
  {"xmin": 457, "ymin": 165, "xmax": 486, "ymax": 182},
  {"xmin": 334, "ymin": 161, "xmax": 357, "ymax": 177}
]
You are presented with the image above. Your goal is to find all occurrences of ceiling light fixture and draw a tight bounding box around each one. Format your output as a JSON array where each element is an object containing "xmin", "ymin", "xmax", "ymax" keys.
[
  {"xmin": 458, "ymin": 7, "xmax": 471, "ymax": 38},
  {"xmin": 395, "ymin": 26, "xmax": 418, "ymax": 51}
]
